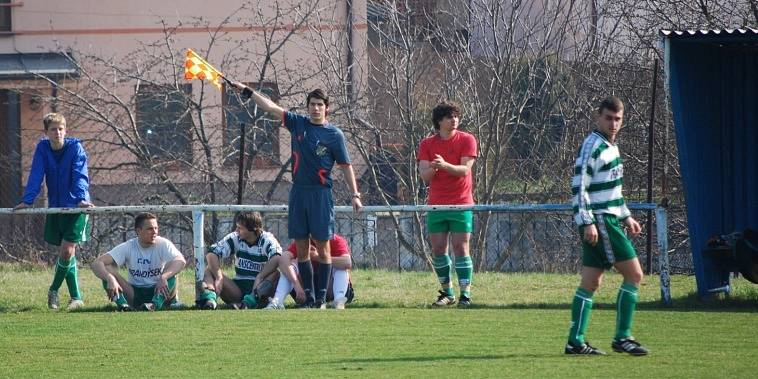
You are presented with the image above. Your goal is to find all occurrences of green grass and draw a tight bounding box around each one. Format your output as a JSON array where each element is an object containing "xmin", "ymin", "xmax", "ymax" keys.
[{"xmin": 1, "ymin": 264, "xmax": 757, "ymax": 378}]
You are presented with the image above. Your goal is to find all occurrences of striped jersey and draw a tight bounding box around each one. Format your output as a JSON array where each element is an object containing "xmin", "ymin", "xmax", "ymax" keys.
[
  {"xmin": 209, "ymin": 231, "xmax": 282, "ymax": 280},
  {"xmin": 572, "ymin": 130, "xmax": 631, "ymax": 226}
]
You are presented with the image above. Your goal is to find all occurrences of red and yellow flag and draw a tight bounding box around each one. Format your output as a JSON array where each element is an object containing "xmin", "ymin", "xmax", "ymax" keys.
[{"xmin": 184, "ymin": 49, "xmax": 223, "ymax": 90}]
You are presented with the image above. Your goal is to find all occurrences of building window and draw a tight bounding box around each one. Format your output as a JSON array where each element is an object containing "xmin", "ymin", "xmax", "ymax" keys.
[
  {"xmin": 0, "ymin": 0, "xmax": 13, "ymax": 32},
  {"xmin": 223, "ymin": 82, "xmax": 280, "ymax": 168},
  {"xmin": 136, "ymin": 84, "xmax": 193, "ymax": 163}
]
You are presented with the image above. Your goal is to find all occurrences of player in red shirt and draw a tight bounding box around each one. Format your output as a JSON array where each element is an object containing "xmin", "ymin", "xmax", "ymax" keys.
[
  {"xmin": 264, "ymin": 234, "xmax": 354, "ymax": 309},
  {"xmin": 417, "ymin": 101, "xmax": 477, "ymax": 307}
]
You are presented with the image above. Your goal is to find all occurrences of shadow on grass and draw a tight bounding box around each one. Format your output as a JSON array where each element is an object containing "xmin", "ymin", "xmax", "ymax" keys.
[
  {"xmin": 2, "ymin": 293, "xmax": 756, "ymax": 314},
  {"xmin": 312, "ymin": 354, "xmax": 509, "ymax": 366},
  {"xmin": 348, "ymin": 295, "xmax": 758, "ymax": 312}
]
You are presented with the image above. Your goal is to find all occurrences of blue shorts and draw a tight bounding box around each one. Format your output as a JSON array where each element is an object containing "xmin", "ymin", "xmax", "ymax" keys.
[{"xmin": 288, "ymin": 185, "xmax": 334, "ymax": 240}]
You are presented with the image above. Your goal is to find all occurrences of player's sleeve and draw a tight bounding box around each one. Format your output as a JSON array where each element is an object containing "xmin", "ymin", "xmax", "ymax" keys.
[
  {"xmin": 331, "ymin": 235, "xmax": 350, "ymax": 255},
  {"xmin": 332, "ymin": 128, "xmax": 351, "ymax": 165},
  {"xmin": 286, "ymin": 242, "xmax": 297, "ymax": 259},
  {"xmin": 209, "ymin": 233, "xmax": 235, "ymax": 259},
  {"xmin": 282, "ymin": 111, "xmax": 306, "ymax": 133},
  {"xmin": 417, "ymin": 137, "xmax": 431, "ymax": 162},
  {"xmin": 572, "ymin": 139, "xmax": 597, "ymax": 226},
  {"xmin": 462, "ymin": 133, "xmax": 478, "ymax": 158},
  {"xmin": 21, "ymin": 142, "xmax": 46, "ymax": 205},
  {"xmin": 263, "ymin": 233, "xmax": 283, "ymax": 258},
  {"xmin": 160, "ymin": 238, "xmax": 183, "ymax": 261},
  {"xmin": 70, "ymin": 141, "xmax": 91, "ymax": 203},
  {"xmin": 106, "ymin": 240, "xmax": 129, "ymax": 267}
]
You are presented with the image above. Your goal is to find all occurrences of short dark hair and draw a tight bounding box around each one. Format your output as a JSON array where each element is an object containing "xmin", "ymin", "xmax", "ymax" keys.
[
  {"xmin": 431, "ymin": 101, "xmax": 461, "ymax": 130},
  {"xmin": 134, "ymin": 212, "xmax": 157, "ymax": 229},
  {"xmin": 598, "ymin": 96, "xmax": 624, "ymax": 114},
  {"xmin": 235, "ymin": 212, "xmax": 263, "ymax": 234},
  {"xmin": 306, "ymin": 88, "xmax": 329, "ymax": 107}
]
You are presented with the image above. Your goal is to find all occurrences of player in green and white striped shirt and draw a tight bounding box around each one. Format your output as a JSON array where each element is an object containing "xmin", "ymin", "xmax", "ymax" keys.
[
  {"xmin": 565, "ymin": 97, "xmax": 649, "ymax": 356},
  {"xmin": 198, "ymin": 212, "xmax": 283, "ymax": 309}
]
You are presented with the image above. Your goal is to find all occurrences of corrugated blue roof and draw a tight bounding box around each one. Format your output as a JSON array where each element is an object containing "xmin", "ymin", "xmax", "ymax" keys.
[
  {"xmin": 661, "ymin": 28, "xmax": 758, "ymax": 45},
  {"xmin": 660, "ymin": 27, "xmax": 758, "ymax": 36}
]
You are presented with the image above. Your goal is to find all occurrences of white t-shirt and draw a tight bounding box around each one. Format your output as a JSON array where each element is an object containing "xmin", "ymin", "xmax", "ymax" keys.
[{"xmin": 107, "ymin": 236, "xmax": 183, "ymax": 287}]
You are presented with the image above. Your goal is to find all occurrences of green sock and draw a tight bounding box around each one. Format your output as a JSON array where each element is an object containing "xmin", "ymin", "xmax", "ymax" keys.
[
  {"xmin": 101, "ymin": 280, "xmax": 127, "ymax": 306},
  {"xmin": 455, "ymin": 256, "xmax": 473, "ymax": 298},
  {"xmin": 615, "ymin": 283, "xmax": 639, "ymax": 340},
  {"xmin": 432, "ymin": 255, "xmax": 453, "ymax": 296},
  {"xmin": 154, "ymin": 276, "xmax": 178, "ymax": 310},
  {"xmin": 64, "ymin": 256, "xmax": 81, "ymax": 300},
  {"xmin": 152, "ymin": 294, "xmax": 165, "ymax": 310},
  {"xmin": 49, "ymin": 257, "xmax": 71, "ymax": 293},
  {"xmin": 568, "ymin": 287, "xmax": 594, "ymax": 346},
  {"xmin": 200, "ymin": 290, "xmax": 217, "ymax": 302},
  {"xmin": 242, "ymin": 294, "xmax": 257, "ymax": 308}
]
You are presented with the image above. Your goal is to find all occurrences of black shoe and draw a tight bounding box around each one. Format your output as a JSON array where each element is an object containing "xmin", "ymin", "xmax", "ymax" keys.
[
  {"xmin": 457, "ymin": 295, "xmax": 472, "ymax": 308},
  {"xmin": 313, "ymin": 299, "xmax": 327, "ymax": 310},
  {"xmin": 565, "ymin": 341, "xmax": 606, "ymax": 355},
  {"xmin": 612, "ymin": 337, "xmax": 649, "ymax": 356},
  {"xmin": 432, "ymin": 290, "xmax": 456, "ymax": 307}
]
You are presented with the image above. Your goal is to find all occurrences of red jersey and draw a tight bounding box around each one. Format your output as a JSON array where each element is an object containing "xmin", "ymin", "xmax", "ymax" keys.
[
  {"xmin": 286, "ymin": 234, "xmax": 350, "ymax": 259},
  {"xmin": 417, "ymin": 130, "xmax": 477, "ymax": 205}
]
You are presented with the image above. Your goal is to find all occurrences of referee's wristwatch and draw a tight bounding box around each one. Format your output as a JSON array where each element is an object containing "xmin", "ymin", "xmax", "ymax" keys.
[{"xmin": 352, "ymin": 192, "xmax": 362, "ymax": 199}]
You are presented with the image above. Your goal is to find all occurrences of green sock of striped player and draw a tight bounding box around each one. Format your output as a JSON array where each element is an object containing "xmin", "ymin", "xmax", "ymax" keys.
[
  {"xmin": 568, "ymin": 287, "xmax": 594, "ymax": 346},
  {"xmin": 64, "ymin": 256, "xmax": 81, "ymax": 300},
  {"xmin": 615, "ymin": 282, "xmax": 639, "ymax": 340},
  {"xmin": 433, "ymin": 254, "xmax": 453, "ymax": 296},
  {"xmin": 455, "ymin": 256, "xmax": 473, "ymax": 298},
  {"xmin": 49, "ymin": 257, "xmax": 72, "ymax": 293},
  {"xmin": 200, "ymin": 289, "xmax": 217, "ymax": 302},
  {"xmin": 242, "ymin": 294, "xmax": 257, "ymax": 308}
]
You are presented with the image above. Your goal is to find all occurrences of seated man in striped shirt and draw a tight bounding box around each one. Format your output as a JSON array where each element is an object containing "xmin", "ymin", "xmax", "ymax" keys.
[
  {"xmin": 198, "ymin": 212, "xmax": 283, "ymax": 310},
  {"xmin": 565, "ymin": 96, "xmax": 648, "ymax": 356}
]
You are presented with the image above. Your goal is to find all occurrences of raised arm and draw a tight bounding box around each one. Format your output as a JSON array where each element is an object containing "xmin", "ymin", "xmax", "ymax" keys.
[{"xmin": 229, "ymin": 81, "xmax": 284, "ymax": 121}]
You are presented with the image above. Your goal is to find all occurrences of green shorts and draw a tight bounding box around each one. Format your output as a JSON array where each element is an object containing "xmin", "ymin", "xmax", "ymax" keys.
[
  {"xmin": 427, "ymin": 210, "xmax": 473, "ymax": 233},
  {"xmin": 132, "ymin": 276, "xmax": 177, "ymax": 306},
  {"xmin": 233, "ymin": 278, "xmax": 254, "ymax": 296},
  {"xmin": 580, "ymin": 213, "xmax": 637, "ymax": 269},
  {"xmin": 44, "ymin": 214, "xmax": 90, "ymax": 246}
]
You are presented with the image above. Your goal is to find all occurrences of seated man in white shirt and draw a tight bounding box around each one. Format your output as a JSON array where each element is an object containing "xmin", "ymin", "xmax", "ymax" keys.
[{"xmin": 91, "ymin": 212, "xmax": 186, "ymax": 311}]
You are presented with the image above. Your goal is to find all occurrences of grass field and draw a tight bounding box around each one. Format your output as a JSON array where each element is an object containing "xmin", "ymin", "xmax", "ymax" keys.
[{"xmin": 1, "ymin": 264, "xmax": 757, "ymax": 378}]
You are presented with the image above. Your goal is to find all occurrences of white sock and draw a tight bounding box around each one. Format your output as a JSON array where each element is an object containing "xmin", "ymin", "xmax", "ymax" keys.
[
  {"xmin": 273, "ymin": 263, "xmax": 297, "ymax": 304},
  {"xmin": 332, "ymin": 269, "xmax": 349, "ymax": 299}
]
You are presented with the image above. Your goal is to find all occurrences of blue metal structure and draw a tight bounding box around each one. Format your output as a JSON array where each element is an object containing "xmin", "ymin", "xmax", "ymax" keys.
[{"xmin": 663, "ymin": 28, "xmax": 758, "ymax": 297}]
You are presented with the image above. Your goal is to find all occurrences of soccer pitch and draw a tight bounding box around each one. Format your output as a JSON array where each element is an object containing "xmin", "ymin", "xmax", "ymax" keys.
[{"xmin": 1, "ymin": 266, "xmax": 756, "ymax": 378}]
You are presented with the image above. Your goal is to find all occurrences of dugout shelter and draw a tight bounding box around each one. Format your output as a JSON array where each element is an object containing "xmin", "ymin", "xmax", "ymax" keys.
[{"xmin": 662, "ymin": 28, "xmax": 758, "ymax": 298}]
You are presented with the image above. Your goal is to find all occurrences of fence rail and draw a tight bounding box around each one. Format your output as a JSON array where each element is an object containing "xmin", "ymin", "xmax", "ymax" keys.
[{"xmin": 0, "ymin": 203, "xmax": 671, "ymax": 304}]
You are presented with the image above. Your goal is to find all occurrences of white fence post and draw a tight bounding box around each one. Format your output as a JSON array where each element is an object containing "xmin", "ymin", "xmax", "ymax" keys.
[{"xmin": 192, "ymin": 210, "xmax": 205, "ymax": 304}]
